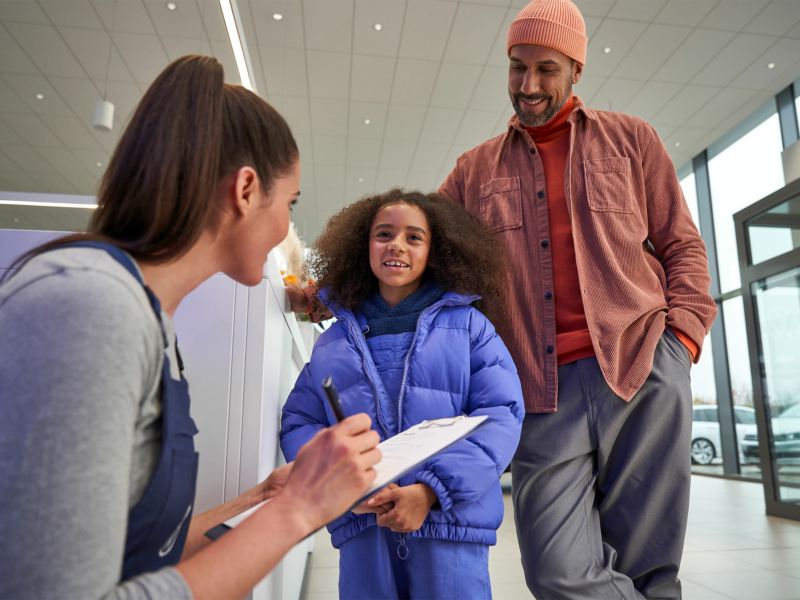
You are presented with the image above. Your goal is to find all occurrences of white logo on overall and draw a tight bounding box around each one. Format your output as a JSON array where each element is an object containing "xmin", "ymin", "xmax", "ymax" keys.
[{"xmin": 158, "ymin": 504, "xmax": 193, "ymax": 558}]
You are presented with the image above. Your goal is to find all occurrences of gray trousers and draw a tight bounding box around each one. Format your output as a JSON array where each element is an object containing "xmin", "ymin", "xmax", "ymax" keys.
[{"xmin": 512, "ymin": 329, "xmax": 693, "ymax": 600}]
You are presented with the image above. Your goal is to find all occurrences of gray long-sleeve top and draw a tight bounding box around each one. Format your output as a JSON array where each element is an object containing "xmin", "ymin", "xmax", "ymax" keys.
[{"xmin": 0, "ymin": 247, "xmax": 193, "ymax": 600}]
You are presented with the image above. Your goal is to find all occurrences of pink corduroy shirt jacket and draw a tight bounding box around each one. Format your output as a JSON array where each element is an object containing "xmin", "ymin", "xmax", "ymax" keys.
[{"xmin": 438, "ymin": 96, "xmax": 717, "ymax": 413}]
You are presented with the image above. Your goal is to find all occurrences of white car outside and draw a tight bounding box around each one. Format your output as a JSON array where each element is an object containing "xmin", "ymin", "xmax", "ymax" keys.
[{"xmin": 691, "ymin": 405, "xmax": 757, "ymax": 465}]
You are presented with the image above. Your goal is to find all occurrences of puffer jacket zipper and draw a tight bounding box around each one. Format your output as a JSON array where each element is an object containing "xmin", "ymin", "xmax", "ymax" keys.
[
  {"xmin": 343, "ymin": 318, "xmax": 391, "ymax": 439},
  {"xmin": 395, "ymin": 297, "xmax": 474, "ymax": 435}
]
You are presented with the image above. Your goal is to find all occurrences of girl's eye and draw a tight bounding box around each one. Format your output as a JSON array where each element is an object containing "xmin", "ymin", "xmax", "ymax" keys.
[
  {"xmin": 376, "ymin": 231, "xmax": 390, "ymax": 238},
  {"xmin": 409, "ymin": 234, "xmax": 421, "ymax": 241}
]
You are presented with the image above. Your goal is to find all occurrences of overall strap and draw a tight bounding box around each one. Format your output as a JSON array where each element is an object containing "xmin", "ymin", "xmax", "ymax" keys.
[{"xmin": 55, "ymin": 241, "xmax": 168, "ymax": 348}]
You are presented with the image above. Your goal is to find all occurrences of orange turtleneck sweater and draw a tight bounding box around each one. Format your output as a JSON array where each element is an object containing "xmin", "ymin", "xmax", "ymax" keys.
[
  {"xmin": 524, "ymin": 93, "xmax": 697, "ymax": 365},
  {"xmin": 524, "ymin": 94, "xmax": 595, "ymax": 365}
]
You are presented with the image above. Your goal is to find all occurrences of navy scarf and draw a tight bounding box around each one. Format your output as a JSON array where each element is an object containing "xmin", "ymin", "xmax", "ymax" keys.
[{"xmin": 360, "ymin": 282, "xmax": 444, "ymax": 339}]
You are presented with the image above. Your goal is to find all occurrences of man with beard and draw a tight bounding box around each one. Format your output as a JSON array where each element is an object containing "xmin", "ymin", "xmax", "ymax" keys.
[{"xmin": 438, "ymin": 0, "xmax": 717, "ymax": 598}]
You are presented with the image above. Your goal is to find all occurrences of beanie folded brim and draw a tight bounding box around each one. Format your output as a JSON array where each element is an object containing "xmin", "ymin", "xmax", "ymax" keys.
[{"xmin": 507, "ymin": 17, "xmax": 587, "ymax": 65}]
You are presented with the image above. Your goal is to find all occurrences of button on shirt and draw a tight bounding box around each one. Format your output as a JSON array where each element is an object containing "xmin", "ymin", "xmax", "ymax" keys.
[{"xmin": 438, "ymin": 95, "xmax": 716, "ymax": 412}]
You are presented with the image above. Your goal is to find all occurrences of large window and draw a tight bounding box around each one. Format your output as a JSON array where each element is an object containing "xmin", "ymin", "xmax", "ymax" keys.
[
  {"xmin": 708, "ymin": 103, "xmax": 785, "ymax": 293},
  {"xmin": 679, "ymin": 172, "xmax": 700, "ymax": 227}
]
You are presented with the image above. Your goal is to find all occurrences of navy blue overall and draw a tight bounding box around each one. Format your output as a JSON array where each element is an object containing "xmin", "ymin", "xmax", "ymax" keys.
[{"xmin": 59, "ymin": 242, "xmax": 200, "ymax": 581}]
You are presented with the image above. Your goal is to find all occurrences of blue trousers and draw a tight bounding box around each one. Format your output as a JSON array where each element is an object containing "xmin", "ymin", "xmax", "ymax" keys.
[{"xmin": 338, "ymin": 526, "xmax": 491, "ymax": 600}]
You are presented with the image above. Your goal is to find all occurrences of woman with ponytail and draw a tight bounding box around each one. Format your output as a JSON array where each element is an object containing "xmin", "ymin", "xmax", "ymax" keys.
[{"xmin": 0, "ymin": 56, "xmax": 381, "ymax": 600}]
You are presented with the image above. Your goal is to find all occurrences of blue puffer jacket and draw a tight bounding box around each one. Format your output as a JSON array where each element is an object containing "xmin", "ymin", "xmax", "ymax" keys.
[{"xmin": 280, "ymin": 287, "xmax": 525, "ymax": 548}]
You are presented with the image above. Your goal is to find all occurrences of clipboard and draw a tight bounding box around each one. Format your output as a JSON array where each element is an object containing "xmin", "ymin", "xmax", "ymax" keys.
[{"xmin": 205, "ymin": 415, "xmax": 493, "ymax": 540}]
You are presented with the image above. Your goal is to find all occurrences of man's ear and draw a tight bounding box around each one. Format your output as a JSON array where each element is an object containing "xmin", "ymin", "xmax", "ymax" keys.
[
  {"xmin": 232, "ymin": 166, "xmax": 259, "ymax": 217},
  {"xmin": 572, "ymin": 61, "xmax": 583, "ymax": 85}
]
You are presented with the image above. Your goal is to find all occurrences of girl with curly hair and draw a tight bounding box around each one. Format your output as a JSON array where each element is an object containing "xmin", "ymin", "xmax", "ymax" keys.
[{"xmin": 280, "ymin": 189, "xmax": 525, "ymax": 599}]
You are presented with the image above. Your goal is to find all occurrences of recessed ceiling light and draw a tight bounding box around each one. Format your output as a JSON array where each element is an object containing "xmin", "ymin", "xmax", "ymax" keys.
[
  {"xmin": 603, "ymin": 46, "xmax": 611, "ymax": 54},
  {"xmin": 35, "ymin": 94, "xmax": 44, "ymax": 100},
  {"xmin": 166, "ymin": 2, "xmax": 177, "ymax": 10},
  {"xmin": 273, "ymin": 13, "xmax": 282, "ymax": 20},
  {"xmin": 96, "ymin": 162, "xmax": 102, "ymax": 167},
  {"xmin": 364, "ymin": 119, "xmax": 371, "ymax": 125},
  {"xmin": 674, "ymin": 142, "xmax": 680, "ymax": 147},
  {"xmin": 373, "ymin": 23, "xmax": 383, "ymax": 31},
  {"xmin": 767, "ymin": 62, "xmax": 776, "ymax": 69},
  {"xmin": 358, "ymin": 178, "xmax": 364, "ymax": 182}
]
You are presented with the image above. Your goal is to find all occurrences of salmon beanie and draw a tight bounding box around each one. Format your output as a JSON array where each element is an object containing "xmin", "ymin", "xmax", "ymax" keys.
[{"xmin": 507, "ymin": 0, "xmax": 587, "ymax": 65}]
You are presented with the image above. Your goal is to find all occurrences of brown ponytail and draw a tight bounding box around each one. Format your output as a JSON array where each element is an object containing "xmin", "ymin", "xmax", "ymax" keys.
[{"xmin": 3, "ymin": 55, "xmax": 298, "ymax": 277}]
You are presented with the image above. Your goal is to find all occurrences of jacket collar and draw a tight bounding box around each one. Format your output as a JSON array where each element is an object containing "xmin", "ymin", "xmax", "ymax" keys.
[
  {"xmin": 317, "ymin": 287, "xmax": 479, "ymax": 323},
  {"xmin": 507, "ymin": 94, "xmax": 596, "ymax": 135}
]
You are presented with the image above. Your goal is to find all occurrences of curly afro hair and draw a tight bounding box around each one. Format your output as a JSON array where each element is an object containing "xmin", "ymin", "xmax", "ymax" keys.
[{"xmin": 307, "ymin": 188, "xmax": 508, "ymax": 323}]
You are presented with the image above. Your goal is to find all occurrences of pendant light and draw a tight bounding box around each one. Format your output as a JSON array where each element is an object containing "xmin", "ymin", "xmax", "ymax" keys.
[{"xmin": 94, "ymin": 1, "xmax": 117, "ymax": 131}]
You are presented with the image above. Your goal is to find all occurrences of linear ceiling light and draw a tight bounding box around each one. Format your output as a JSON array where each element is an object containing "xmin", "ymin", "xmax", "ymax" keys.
[
  {"xmin": 218, "ymin": 0, "xmax": 253, "ymax": 91},
  {"xmin": 0, "ymin": 200, "xmax": 98, "ymax": 209}
]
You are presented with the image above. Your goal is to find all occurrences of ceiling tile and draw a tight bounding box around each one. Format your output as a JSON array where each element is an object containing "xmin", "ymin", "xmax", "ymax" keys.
[
  {"xmin": 429, "ymin": 63, "xmax": 482, "ymax": 109},
  {"xmin": 727, "ymin": 37, "xmax": 800, "ymax": 91},
  {"xmin": 442, "ymin": 3, "xmax": 507, "ymax": 66},
  {"xmin": 744, "ymin": 0, "xmax": 800, "ymax": 36},
  {"xmin": 0, "ymin": 76, "xmax": 33, "ymax": 113},
  {"xmin": 653, "ymin": 0, "xmax": 717, "ymax": 27},
  {"xmin": 113, "ymin": 32, "xmax": 170, "ymax": 86},
  {"xmin": 0, "ymin": 115, "xmax": 27, "ymax": 145},
  {"xmin": 410, "ymin": 143, "xmax": 449, "ymax": 173},
  {"xmin": 4, "ymin": 114, "xmax": 66, "ymax": 147},
  {"xmin": 0, "ymin": 167, "xmax": 45, "ymax": 193},
  {"xmin": 652, "ymin": 28, "xmax": 735, "ymax": 83},
  {"xmin": 310, "ymin": 98, "xmax": 349, "ymax": 136},
  {"xmin": 405, "ymin": 169, "xmax": 439, "ymax": 191},
  {"xmin": 93, "ymin": 0, "xmax": 156, "ymax": 35},
  {"xmin": 0, "ymin": 25, "xmax": 38, "ymax": 75},
  {"xmin": 353, "ymin": 0, "xmax": 405, "ymax": 58},
  {"xmin": 58, "ymin": 28, "xmax": 135, "ymax": 86},
  {"xmin": 345, "ymin": 166, "xmax": 377, "ymax": 194},
  {"xmin": 161, "ymin": 36, "xmax": 206, "ymax": 62},
  {"xmin": 572, "ymin": 0, "xmax": 615, "ymax": 18},
  {"xmin": 584, "ymin": 19, "xmax": 649, "ymax": 78},
  {"xmin": 699, "ymin": 0, "xmax": 770, "ymax": 32},
  {"xmin": 691, "ymin": 33, "xmax": 777, "ymax": 87},
  {"xmin": 0, "ymin": 1, "xmax": 50, "ymax": 24},
  {"xmin": 587, "ymin": 78, "xmax": 644, "ymax": 112},
  {"xmin": 684, "ymin": 87, "xmax": 760, "ymax": 129},
  {"xmin": 247, "ymin": 48, "xmax": 268, "ymax": 96},
  {"xmin": 348, "ymin": 138, "xmax": 382, "ymax": 168},
  {"xmin": 35, "ymin": 146, "xmax": 93, "ymax": 180},
  {"xmin": 583, "ymin": 16, "xmax": 602, "ymax": 41},
  {"xmin": 453, "ymin": 109, "xmax": 501, "ymax": 148},
  {"xmin": 573, "ymin": 74, "xmax": 605, "ymax": 103},
  {"xmin": 613, "ymin": 24, "xmax": 692, "ymax": 81},
  {"xmin": 247, "ymin": 0, "xmax": 305, "ymax": 49},
  {"xmin": 375, "ymin": 167, "xmax": 409, "ymax": 190},
  {"xmin": 348, "ymin": 101, "xmax": 388, "ymax": 139},
  {"xmin": 419, "ymin": 107, "xmax": 463, "ymax": 144},
  {"xmin": 462, "ymin": 0, "xmax": 511, "ymax": 7},
  {"xmin": 2, "ymin": 73, "xmax": 76, "ymax": 118},
  {"xmin": 787, "ymin": 17, "xmax": 800, "ymax": 39},
  {"xmin": 651, "ymin": 123, "xmax": 675, "ymax": 140},
  {"xmin": 315, "ymin": 165, "xmax": 346, "ymax": 191},
  {"xmin": 650, "ymin": 84, "xmax": 721, "ymax": 126},
  {"xmin": 313, "ymin": 136, "xmax": 347, "ymax": 167},
  {"xmin": 486, "ymin": 11, "xmax": 515, "ymax": 67},
  {"xmin": 197, "ymin": 0, "xmax": 228, "ymax": 42},
  {"xmin": 39, "ymin": 1, "xmax": 104, "ymax": 29},
  {"xmin": 384, "ymin": 104, "xmax": 427, "ymax": 142},
  {"xmin": 307, "ymin": 50, "xmax": 350, "ymax": 99},
  {"xmin": 468, "ymin": 65, "xmax": 509, "ymax": 112},
  {"xmin": 260, "ymin": 46, "xmax": 308, "ymax": 97},
  {"xmin": 662, "ymin": 126, "xmax": 713, "ymax": 150},
  {"xmin": 270, "ymin": 95, "xmax": 310, "ymax": 135},
  {"xmin": 379, "ymin": 140, "xmax": 417, "ymax": 171},
  {"xmin": 621, "ymin": 81, "xmax": 683, "ymax": 121},
  {"xmin": 399, "ymin": 0, "xmax": 458, "ymax": 61},
  {"xmin": 390, "ymin": 58, "xmax": 440, "ymax": 106},
  {"xmin": 104, "ymin": 81, "xmax": 143, "ymax": 126},
  {"xmin": 143, "ymin": 0, "xmax": 206, "ymax": 40},
  {"xmin": 304, "ymin": 0, "xmax": 354, "ymax": 54},
  {"xmin": 5, "ymin": 22, "xmax": 87, "ymax": 79},
  {"xmin": 0, "ymin": 144, "xmax": 61, "ymax": 176},
  {"xmin": 607, "ymin": 0, "xmax": 668, "ymax": 23},
  {"xmin": 350, "ymin": 54, "xmax": 395, "ymax": 103}
]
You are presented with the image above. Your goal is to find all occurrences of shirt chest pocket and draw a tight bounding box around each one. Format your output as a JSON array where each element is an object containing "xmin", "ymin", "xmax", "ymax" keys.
[
  {"xmin": 584, "ymin": 157, "xmax": 635, "ymax": 214},
  {"xmin": 479, "ymin": 177, "xmax": 522, "ymax": 232}
]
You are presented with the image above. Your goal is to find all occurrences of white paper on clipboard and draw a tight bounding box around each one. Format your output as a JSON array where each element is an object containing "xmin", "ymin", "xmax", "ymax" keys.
[{"xmin": 211, "ymin": 415, "xmax": 492, "ymax": 534}]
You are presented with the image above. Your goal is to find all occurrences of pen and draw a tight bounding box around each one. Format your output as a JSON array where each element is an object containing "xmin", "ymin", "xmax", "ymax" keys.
[{"xmin": 321, "ymin": 376, "xmax": 347, "ymax": 422}]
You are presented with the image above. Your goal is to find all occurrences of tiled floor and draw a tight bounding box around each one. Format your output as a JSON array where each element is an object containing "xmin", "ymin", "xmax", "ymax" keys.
[{"xmin": 305, "ymin": 475, "xmax": 800, "ymax": 599}]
